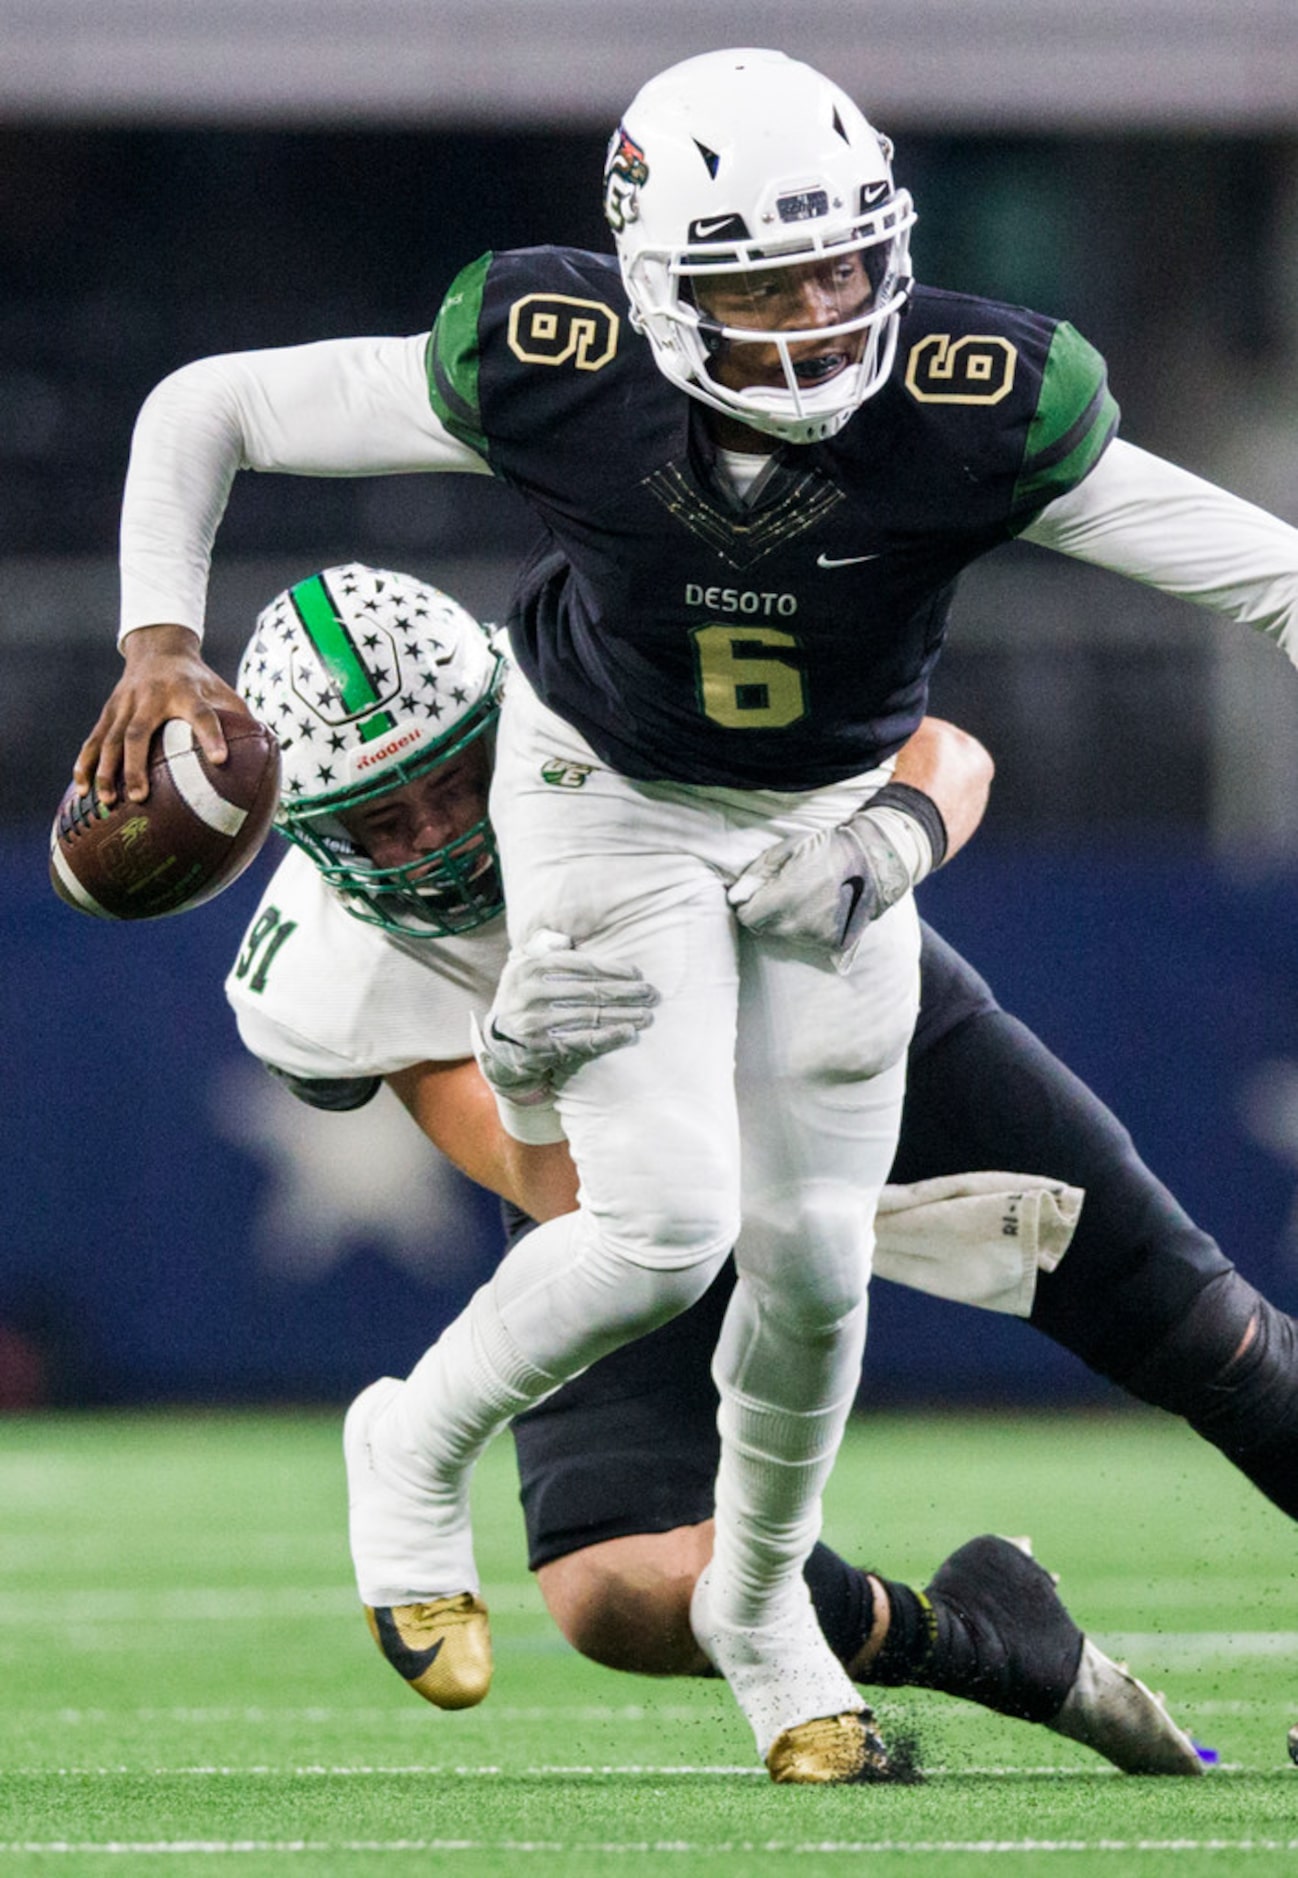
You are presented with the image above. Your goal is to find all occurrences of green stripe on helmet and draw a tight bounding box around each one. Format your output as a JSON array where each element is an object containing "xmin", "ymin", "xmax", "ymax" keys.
[{"xmin": 289, "ymin": 574, "xmax": 387, "ymax": 718}]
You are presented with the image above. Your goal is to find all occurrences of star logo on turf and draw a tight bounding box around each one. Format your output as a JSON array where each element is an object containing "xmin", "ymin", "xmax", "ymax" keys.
[{"xmin": 210, "ymin": 1063, "xmax": 493, "ymax": 1282}]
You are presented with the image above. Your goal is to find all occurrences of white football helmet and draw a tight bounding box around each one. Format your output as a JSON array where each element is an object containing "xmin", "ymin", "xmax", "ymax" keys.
[
  {"xmin": 604, "ymin": 47, "xmax": 915, "ymax": 444},
  {"xmin": 237, "ymin": 564, "xmax": 503, "ymax": 938}
]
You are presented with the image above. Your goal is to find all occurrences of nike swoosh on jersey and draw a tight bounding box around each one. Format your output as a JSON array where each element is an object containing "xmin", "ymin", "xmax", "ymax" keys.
[
  {"xmin": 372, "ymin": 1606, "xmax": 446, "ymax": 1680},
  {"xmin": 817, "ymin": 551, "xmax": 882, "ymax": 568}
]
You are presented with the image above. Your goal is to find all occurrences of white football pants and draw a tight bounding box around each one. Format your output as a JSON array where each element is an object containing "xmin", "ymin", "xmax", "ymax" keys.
[{"xmin": 396, "ymin": 670, "xmax": 919, "ymax": 1732}]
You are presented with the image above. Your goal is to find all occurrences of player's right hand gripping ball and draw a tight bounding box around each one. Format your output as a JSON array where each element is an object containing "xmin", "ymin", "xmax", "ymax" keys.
[{"xmin": 49, "ymin": 710, "xmax": 281, "ymax": 920}]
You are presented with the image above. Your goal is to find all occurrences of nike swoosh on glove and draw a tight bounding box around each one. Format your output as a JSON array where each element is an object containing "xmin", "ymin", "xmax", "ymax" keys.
[
  {"xmin": 473, "ymin": 928, "xmax": 660, "ymax": 1102},
  {"xmin": 727, "ymin": 783, "xmax": 947, "ymax": 964}
]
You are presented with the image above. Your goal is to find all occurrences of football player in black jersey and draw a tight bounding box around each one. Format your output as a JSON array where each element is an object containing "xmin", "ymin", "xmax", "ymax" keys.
[{"xmin": 78, "ymin": 47, "xmax": 1298, "ymax": 1781}]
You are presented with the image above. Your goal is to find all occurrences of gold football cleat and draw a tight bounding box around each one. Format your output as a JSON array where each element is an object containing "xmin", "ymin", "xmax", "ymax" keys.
[
  {"xmin": 364, "ymin": 1593, "xmax": 493, "ymax": 1709},
  {"xmin": 765, "ymin": 1708, "xmax": 894, "ymax": 1784}
]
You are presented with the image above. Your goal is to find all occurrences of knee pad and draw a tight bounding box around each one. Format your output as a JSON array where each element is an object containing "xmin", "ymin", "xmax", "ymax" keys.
[
  {"xmin": 741, "ymin": 1264, "xmax": 870, "ymax": 1347},
  {"xmin": 738, "ymin": 1193, "xmax": 874, "ymax": 1340}
]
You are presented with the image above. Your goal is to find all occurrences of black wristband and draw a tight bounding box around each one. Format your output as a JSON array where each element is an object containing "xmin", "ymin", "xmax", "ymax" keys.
[{"xmin": 868, "ymin": 780, "xmax": 949, "ymax": 869}]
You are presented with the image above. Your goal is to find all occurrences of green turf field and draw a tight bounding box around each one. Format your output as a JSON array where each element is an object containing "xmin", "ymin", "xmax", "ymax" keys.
[{"xmin": 0, "ymin": 1407, "xmax": 1292, "ymax": 1875}]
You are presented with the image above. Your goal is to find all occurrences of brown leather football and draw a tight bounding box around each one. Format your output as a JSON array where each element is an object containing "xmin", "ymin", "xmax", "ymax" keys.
[{"xmin": 49, "ymin": 710, "xmax": 281, "ymax": 920}]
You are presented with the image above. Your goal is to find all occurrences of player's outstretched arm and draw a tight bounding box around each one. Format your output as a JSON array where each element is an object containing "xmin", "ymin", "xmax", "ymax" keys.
[
  {"xmin": 75, "ymin": 623, "xmax": 249, "ymax": 804},
  {"xmin": 93, "ymin": 335, "xmax": 488, "ymax": 803},
  {"xmin": 386, "ymin": 1055, "xmax": 580, "ymax": 1224},
  {"xmin": 729, "ymin": 716, "xmax": 993, "ymax": 960},
  {"xmin": 1022, "ymin": 437, "xmax": 1298, "ymax": 655}
]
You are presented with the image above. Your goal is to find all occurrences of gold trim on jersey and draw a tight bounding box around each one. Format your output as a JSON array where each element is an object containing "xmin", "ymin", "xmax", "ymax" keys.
[{"xmin": 644, "ymin": 463, "xmax": 845, "ymax": 571}]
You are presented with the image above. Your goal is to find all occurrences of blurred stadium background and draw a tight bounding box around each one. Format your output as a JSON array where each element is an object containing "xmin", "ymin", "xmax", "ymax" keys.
[{"xmin": 5, "ymin": 0, "xmax": 1298, "ymax": 1410}]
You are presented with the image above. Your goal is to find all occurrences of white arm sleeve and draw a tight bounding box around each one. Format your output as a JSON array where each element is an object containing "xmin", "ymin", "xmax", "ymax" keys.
[
  {"xmin": 1021, "ymin": 437, "xmax": 1298, "ymax": 665},
  {"xmin": 118, "ymin": 333, "xmax": 491, "ymax": 643}
]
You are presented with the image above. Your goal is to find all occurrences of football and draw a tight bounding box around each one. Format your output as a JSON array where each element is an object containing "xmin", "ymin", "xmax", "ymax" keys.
[{"xmin": 49, "ymin": 710, "xmax": 282, "ymax": 920}]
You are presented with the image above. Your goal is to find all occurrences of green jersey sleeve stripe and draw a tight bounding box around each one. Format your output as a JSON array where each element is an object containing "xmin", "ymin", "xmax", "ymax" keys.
[
  {"xmin": 1011, "ymin": 321, "xmax": 1119, "ymax": 518},
  {"xmin": 1026, "ymin": 380, "xmax": 1113, "ymax": 479},
  {"xmin": 426, "ymin": 251, "xmax": 493, "ymax": 460},
  {"xmin": 1010, "ymin": 397, "xmax": 1118, "ymax": 521}
]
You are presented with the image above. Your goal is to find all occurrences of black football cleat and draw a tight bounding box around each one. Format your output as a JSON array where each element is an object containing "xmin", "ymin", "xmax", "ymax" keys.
[{"xmin": 923, "ymin": 1535, "xmax": 1204, "ymax": 1775}]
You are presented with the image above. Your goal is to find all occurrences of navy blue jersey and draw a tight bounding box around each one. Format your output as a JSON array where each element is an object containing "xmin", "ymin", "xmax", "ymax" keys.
[{"xmin": 429, "ymin": 246, "xmax": 1117, "ymax": 789}]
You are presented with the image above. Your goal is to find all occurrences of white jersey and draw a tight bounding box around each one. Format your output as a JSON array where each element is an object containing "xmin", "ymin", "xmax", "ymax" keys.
[{"xmin": 225, "ymin": 843, "xmax": 508, "ymax": 1081}]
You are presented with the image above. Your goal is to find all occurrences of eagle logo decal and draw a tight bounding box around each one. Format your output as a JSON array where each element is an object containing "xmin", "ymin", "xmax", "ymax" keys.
[{"xmin": 603, "ymin": 124, "xmax": 649, "ymax": 233}]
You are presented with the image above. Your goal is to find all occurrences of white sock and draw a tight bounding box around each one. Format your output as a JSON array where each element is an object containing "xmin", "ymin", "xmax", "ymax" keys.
[
  {"xmin": 693, "ymin": 1274, "xmax": 868, "ymax": 1748},
  {"xmin": 710, "ymin": 1272, "xmax": 868, "ymax": 1622},
  {"xmin": 690, "ymin": 1566, "xmax": 861, "ymax": 1757}
]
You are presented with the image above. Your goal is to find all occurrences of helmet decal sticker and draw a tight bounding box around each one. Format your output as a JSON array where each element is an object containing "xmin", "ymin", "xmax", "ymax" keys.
[{"xmin": 603, "ymin": 124, "xmax": 649, "ymax": 234}]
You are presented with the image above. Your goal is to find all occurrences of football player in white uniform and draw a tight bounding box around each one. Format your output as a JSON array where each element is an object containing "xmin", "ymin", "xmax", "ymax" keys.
[
  {"xmin": 225, "ymin": 561, "xmax": 1206, "ymax": 1777},
  {"xmin": 76, "ymin": 48, "xmax": 1298, "ymax": 1780}
]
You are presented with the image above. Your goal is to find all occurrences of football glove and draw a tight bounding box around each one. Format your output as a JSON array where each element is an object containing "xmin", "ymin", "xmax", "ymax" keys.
[
  {"xmin": 728, "ymin": 782, "xmax": 948, "ymax": 964},
  {"xmin": 472, "ymin": 930, "xmax": 660, "ymax": 1136}
]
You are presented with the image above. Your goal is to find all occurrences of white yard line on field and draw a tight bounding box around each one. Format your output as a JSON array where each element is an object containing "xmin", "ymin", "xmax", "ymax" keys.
[
  {"xmin": 4, "ymin": 1837, "xmax": 1298, "ymax": 1857},
  {"xmin": 10, "ymin": 1762, "xmax": 1265, "ymax": 1779}
]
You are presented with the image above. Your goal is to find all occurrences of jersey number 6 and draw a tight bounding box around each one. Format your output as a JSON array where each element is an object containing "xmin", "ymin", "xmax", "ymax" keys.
[{"xmin": 691, "ymin": 623, "xmax": 808, "ymax": 730}]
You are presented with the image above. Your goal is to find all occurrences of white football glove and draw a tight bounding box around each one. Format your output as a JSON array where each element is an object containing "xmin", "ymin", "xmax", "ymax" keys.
[
  {"xmin": 728, "ymin": 782, "xmax": 948, "ymax": 964},
  {"xmin": 472, "ymin": 930, "xmax": 660, "ymax": 1131}
]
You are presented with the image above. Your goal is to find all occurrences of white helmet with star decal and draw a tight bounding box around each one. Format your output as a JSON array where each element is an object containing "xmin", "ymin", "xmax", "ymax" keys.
[{"xmin": 237, "ymin": 563, "xmax": 504, "ymax": 937}]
